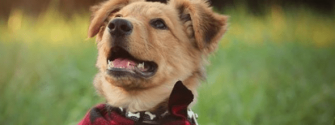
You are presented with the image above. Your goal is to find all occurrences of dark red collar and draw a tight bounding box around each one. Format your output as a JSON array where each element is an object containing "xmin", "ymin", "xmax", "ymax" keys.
[{"xmin": 78, "ymin": 81, "xmax": 198, "ymax": 125}]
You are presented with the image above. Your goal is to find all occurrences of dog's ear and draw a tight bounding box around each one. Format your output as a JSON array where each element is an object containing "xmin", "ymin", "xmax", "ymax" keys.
[
  {"xmin": 88, "ymin": 0, "xmax": 143, "ymax": 38},
  {"xmin": 170, "ymin": 0, "xmax": 228, "ymax": 54}
]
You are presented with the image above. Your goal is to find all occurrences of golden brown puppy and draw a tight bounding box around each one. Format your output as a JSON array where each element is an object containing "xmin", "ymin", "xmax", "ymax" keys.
[{"xmin": 88, "ymin": 0, "xmax": 228, "ymax": 112}]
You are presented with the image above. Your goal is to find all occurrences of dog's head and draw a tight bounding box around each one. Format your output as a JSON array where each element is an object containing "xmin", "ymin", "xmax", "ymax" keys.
[{"xmin": 88, "ymin": 0, "xmax": 228, "ymax": 111}]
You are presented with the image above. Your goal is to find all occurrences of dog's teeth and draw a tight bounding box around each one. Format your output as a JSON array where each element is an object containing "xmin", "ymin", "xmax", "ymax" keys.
[
  {"xmin": 108, "ymin": 60, "xmax": 114, "ymax": 68},
  {"xmin": 137, "ymin": 62, "xmax": 144, "ymax": 69},
  {"xmin": 127, "ymin": 62, "xmax": 130, "ymax": 67}
]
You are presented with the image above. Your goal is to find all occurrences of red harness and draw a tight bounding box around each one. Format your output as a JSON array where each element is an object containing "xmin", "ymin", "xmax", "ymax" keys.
[{"xmin": 78, "ymin": 81, "xmax": 198, "ymax": 125}]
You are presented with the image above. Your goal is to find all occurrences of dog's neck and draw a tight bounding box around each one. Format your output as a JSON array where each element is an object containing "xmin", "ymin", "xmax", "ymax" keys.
[
  {"xmin": 103, "ymin": 81, "xmax": 174, "ymax": 112},
  {"xmin": 93, "ymin": 73, "xmax": 200, "ymax": 112},
  {"xmin": 102, "ymin": 80, "xmax": 198, "ymax": 124}
]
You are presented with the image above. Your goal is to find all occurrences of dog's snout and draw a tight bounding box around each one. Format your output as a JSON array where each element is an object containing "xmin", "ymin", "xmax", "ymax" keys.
[{"xmin": 108, "ymin": 19, "xmax": 133, "ymax": 36}]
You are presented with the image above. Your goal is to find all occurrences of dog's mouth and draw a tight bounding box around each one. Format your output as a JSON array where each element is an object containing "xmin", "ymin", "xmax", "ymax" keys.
[{"xmin": 106, "ymin": 47, "xmax": 158, "ymax": 78}]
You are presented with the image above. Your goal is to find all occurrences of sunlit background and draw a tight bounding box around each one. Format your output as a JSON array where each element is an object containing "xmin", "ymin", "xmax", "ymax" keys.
[{"xmin": 0, "ymin": 0, "xmax": 334, "ymax": 124}]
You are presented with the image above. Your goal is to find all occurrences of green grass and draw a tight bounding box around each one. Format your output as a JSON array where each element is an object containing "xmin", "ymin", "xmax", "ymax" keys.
[
  {"xmin": 0, "ymin": 7, "xmax": 335, "ymax": 125},
  {"xmin": 195, "ymin": 42, "xmax": 335, "ymax": 125}
]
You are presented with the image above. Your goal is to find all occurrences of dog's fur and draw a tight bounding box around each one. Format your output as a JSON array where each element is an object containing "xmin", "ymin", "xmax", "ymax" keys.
[{"xmin": 88, "ymin": 0, "xmax": 228, "ymax": 112}]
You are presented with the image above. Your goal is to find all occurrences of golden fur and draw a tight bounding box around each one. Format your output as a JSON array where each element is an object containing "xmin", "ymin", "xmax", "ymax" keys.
[{"xmin": 88, "ymin": 0, "xmax": 228, "ymax": 112}]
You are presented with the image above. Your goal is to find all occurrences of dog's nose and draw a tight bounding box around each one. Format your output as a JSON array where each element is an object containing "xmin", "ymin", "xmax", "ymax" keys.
[{"xmin": 108, "ymin": 19, "xmax": 133, "ymax": 36}]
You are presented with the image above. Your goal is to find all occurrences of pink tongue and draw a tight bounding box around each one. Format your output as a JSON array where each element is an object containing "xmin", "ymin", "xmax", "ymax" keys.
[{"xmin": 113, "ymin": 58, "xmax": 137, "ymax": 68}]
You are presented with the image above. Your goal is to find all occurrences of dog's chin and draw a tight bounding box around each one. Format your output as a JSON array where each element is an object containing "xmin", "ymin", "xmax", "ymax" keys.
[
  {"xmin": 104, "ymin": 46, "xmax": 158, "ymax": 89},
  {"xmin": 104, "ymin": 75, "xmax": 142, "ymax": 89}
]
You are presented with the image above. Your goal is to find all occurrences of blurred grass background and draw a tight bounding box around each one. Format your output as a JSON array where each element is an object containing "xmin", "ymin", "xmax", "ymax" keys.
[{"xmin": 0, "ymin": 0, "xmax": 335, "ymax": 125}]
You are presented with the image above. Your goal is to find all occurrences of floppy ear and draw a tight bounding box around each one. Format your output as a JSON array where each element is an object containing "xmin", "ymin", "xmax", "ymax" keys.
[
  {"xmin": 170, "ymin": 0, "xmax": 228, "ymax": 54},
  {"xmin": 88, "ymin": 0, "xmax": 144, "ymax": 38}
]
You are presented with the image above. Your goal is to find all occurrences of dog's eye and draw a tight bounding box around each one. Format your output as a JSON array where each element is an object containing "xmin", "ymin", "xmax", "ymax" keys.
[{"xmin": 150, "ymin": 18, "xmax": 168, "ymax": 30}]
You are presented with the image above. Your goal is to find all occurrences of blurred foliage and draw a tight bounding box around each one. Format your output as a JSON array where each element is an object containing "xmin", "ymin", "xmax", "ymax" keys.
[
  {"xmin": 0, "ymin": 0, "xmax": 102, "ymax": 18},
  {"xmin": 219, "ymin": 5, "xmax": 335, "ymax": 47},
  {"xmin": 211, "ymin": 0, "xmax": 335, "ymax": 15},
  {"xmin": 0, "ymin": 5, "xmax": 335, "ymax": 125},
  {"xmin": 1, "ymin": 0, "xmax": 334, "ymax": 18}
]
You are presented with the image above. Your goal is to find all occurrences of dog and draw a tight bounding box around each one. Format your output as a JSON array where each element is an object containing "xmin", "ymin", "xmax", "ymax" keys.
[{"xmin": 79, "ymin": 0, "xmax": 228, "ymax": 124}]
